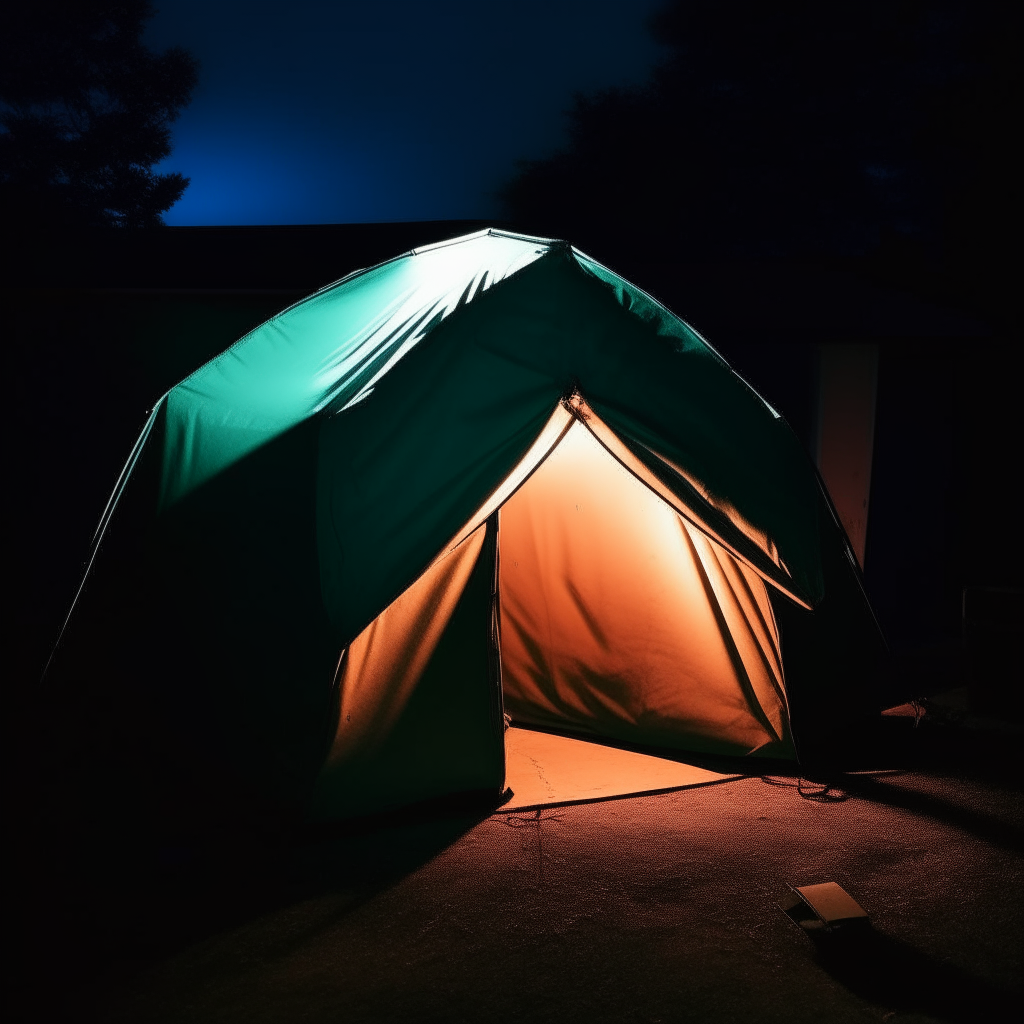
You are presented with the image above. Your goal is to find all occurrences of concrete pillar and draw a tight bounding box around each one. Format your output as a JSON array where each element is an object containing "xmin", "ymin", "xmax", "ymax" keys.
[{"xmin": 814, "ymin": 343, "xmax": 879, "ymax": 568}]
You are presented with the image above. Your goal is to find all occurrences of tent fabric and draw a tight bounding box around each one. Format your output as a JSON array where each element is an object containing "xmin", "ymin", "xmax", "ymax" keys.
[
  {"xmin": 158, "ymin": 232, "xmax": 547, "ymax": 509},
  {"xmin": 572, "ymin": 397, "xmax": 808, "ymax": 608},
  {"xmin": 313, "ymin": 408, "xmax": 794, "ymax": 817},
  {"xmin": 499, "ymin": 420, "xmax": 793, "ymax": 759},
  {"xmin": 325, "ymin": 524, "xmax": 488, "ymax": 764},
  {"xmin": 145, "ymin": 229, "xmax": 823, "ymax": 652},
  {"xmin": 312, "ymin": 243, "xmax": 825, "ymax": 648},
  {"xmin": 44, "ymin": 228, "xmax": 887, "ymax": 827},
  {"xmin": 311, "ymin": 517, "xmax": 504, "ymax": 821}
]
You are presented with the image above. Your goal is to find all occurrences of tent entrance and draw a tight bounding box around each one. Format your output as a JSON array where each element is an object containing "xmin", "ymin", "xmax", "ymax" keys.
[
  {"xmin": 499, "ymin": 417, "xmax": 794, "ymax": 759},
  {"xmin": 311, "ymin": 405, "xmax": 795, "ymax": 821}
]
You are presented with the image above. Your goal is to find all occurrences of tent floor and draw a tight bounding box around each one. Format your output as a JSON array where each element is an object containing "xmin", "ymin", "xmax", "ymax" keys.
[
  {"xmin": 11, "ymin": 711, "xmax": 1023, "ymax": 1024},
  {"xmin": 503, "ymin": 726, "xmax": 736, "ymax": 810}
]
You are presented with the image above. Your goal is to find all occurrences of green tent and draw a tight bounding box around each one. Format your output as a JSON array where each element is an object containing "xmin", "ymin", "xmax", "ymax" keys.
[{"xmin": 47, "ymin": 229, "xmax": 885, "ymax": 825}]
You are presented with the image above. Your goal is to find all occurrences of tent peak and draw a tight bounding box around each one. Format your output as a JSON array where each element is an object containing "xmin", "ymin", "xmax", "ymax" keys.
[{"xmin": 410, "ymin": 227, "xmax": 566, "ymax": 257}]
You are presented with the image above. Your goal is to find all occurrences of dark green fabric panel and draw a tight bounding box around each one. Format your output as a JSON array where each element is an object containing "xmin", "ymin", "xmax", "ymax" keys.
[
  {"xmin": 147, "ymin": 417, "xmax": 339, "ymax": 812},
  {"xmin": 310, "ymin": 519, "xmax": 503, "ymax": 820},
  {"xmin": 770, "ymin": 485, "xmax": 888, "ymax": 762},
  {"xmin": 46, "ymin": 415, "xmax": 339, "ymax": 829},
  {"xmin": 573, "ymin": 251, "xmax": 725, "ymax": 361}
]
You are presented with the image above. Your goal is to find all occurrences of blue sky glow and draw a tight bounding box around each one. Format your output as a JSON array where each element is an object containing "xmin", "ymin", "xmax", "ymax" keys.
[{"xmin": 146, "ymin": 0, "xmax": 665, "ymax": 225}]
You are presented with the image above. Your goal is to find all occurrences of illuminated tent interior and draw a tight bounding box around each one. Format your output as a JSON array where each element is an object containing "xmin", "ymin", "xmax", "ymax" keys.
[
  {"xmin": 313, "ymin": 401, "xmax": 791, "ymax": 818},
  {"xmin": 46, "ymin": 229, "xmax": 886, "ymax": 825}
]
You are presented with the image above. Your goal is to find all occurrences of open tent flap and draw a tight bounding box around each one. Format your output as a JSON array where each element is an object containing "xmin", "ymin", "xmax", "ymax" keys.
[
  {"xmin": 310, "ymin": 517, "xmax": 504, "ymax": 821},
  {"xmin": 312, "ymin": 402, "xmax": 797, "ymax": 817}
]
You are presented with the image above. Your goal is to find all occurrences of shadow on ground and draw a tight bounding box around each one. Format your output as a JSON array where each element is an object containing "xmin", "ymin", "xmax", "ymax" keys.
[
  {"xmin": 10, "ymin": 710, "xmax": 1023, "ymax": 1023},
  {"xmin": 809, "ymin": 926, "xmax": 1012, "ymax": 1023},
  {"xmin": 11, "ymin": 799, "xmax": 490, "ymax": 1021}
]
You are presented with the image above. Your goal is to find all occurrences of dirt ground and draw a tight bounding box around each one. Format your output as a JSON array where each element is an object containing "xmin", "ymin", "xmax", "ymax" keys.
[{"xmin": 11, "ymin": 715, "xmax": 1022, "ymax": 1024}]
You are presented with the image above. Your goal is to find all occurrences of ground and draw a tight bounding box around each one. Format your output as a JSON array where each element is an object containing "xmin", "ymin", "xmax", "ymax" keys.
[{"xmin": 12, "ymin": 713, "xmax": 1022, "ymax": 1024}]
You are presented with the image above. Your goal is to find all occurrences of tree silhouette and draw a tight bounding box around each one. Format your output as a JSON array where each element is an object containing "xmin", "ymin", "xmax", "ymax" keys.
[
  {"xmin": 1, "ymin": 1, "xmax": 198, "ymax": 229},
  {"xmin": 502, "ymin": 1, "xmax": 1014, "ymax": 268}
]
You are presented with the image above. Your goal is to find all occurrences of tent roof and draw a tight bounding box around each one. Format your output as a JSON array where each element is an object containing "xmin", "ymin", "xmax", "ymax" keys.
[
  {"xmin": 154, "ymin": 229, "xmax": 825, "ymax": 643},
  {"xmin": 161, "ymin": 229, "xmax": 552, "ymax": 505}
]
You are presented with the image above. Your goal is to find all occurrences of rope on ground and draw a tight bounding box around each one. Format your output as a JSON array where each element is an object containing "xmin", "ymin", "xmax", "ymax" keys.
[
  {"xmin": 502, "ymin": 809, "xmax": 564, "ymax": 828},
  {"xmin": 759, "ymin": 775, "xmax": 849, "ymax": 802}
]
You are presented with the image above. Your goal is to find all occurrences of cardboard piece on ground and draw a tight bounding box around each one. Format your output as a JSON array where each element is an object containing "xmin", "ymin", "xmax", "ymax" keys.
[
  {"xmin": 501, "ymin": 726, "xmax": 738, "ymax": 812},
  {"xmin": 783, "ymin": 882, "xmax": 869, "ymax": 931}
]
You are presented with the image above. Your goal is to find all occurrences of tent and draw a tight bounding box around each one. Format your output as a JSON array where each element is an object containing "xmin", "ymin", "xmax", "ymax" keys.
[{"xmin": 47, "ymin": 229, "xmax": 886, "ymax": 824}]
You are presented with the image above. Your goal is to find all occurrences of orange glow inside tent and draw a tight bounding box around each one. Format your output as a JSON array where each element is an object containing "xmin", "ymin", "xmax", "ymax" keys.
[{"xmin": 313, "ymin": 402, "xmax": 796, "ymax": 818}]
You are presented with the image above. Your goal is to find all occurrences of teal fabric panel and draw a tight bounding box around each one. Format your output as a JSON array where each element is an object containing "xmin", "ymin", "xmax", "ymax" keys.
[
  {"xmin": 160, "ymin": 231, "xmax": 549, "ymax": 507},
  {"xmin": 770, "ymin": 485, "xmax": 888, "ymax": 759}
]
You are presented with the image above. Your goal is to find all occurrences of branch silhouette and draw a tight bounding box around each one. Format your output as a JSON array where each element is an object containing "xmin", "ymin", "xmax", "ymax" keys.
[{"xmin": 1, "ymin": 1, "xmax": 199, "ymax": 229}]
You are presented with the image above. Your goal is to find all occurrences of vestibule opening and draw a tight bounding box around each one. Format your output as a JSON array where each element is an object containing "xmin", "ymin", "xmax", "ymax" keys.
[
  {"xmin": 311, "ymin": 404, "xmax": 796, "ymax": 820},
  {"xmin": 496, "ymin": 416, "xmax": 793, "ymax": 809}
]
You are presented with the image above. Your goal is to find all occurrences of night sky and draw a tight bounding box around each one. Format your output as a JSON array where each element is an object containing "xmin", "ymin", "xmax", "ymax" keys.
[{"xmin": 145, "ymin": 0, "xmax": 665, "ymax": 225}]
